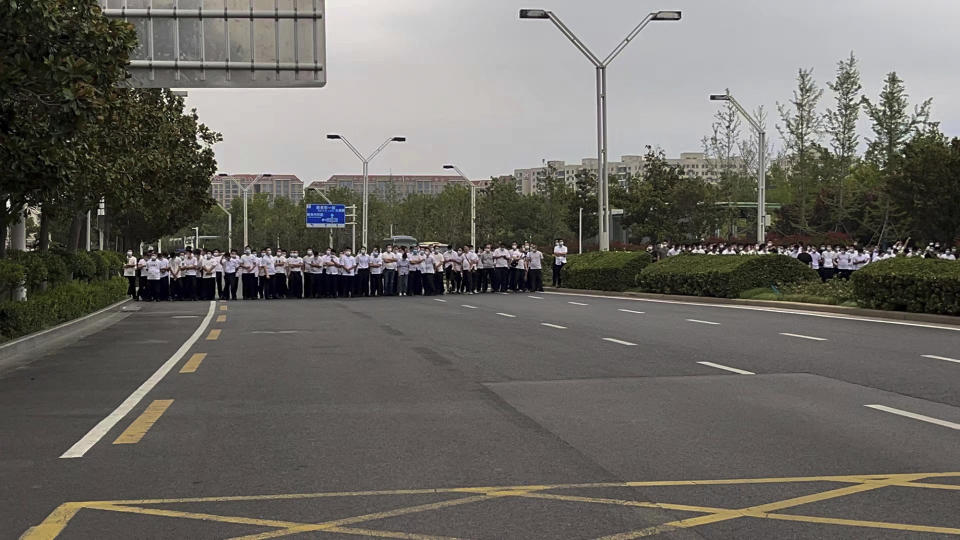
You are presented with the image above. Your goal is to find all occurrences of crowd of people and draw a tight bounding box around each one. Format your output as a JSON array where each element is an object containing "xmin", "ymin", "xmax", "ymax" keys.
[
  {"xmin": 652, "ymin": 241, "xmax": 958, "ymax": 281},
  {"xmin": 122, "ymin": 240, "xmax": 571, "ymax": 301}
]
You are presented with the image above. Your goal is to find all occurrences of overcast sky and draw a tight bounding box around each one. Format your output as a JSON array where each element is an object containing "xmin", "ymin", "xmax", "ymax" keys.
[{"xmin": 182, "ymin": 0, "xmax": 960, "ymax": 185}]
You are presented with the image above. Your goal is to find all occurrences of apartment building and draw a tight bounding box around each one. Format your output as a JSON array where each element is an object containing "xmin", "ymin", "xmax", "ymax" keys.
[{"xmin": 211, "ymin": 174, "xmax": 304, "ymax": 208}]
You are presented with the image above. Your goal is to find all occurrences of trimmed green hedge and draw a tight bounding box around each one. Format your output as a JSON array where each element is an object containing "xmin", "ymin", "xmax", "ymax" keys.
[
  {"xmin": 852, "ymin": 258, "xmax": 960, "ymax": 315},
  {"xmin": 0, "ymin": 277, "xmax": 127, "ymax": 343},
  {"xmin": 639, "ymin": 254, "xmax": 819, "ymax": 298},
  {"xmin": 562, "ymin": 251, "xmax": 654, "ymax": 291}
]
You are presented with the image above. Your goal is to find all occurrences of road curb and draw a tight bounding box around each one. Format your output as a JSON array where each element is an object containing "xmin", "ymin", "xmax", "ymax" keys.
[
  {"xmin": 544, "ymin": 287, "xmax": 960, "ymax": 327},
  {"xmin": 0, "ymin": 298, "xmax": 131, "ymax": 374}
]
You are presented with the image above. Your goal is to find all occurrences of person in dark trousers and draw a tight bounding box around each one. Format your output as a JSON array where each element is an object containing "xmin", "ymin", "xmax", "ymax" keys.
[
  {"xmin": 552, "ymin": 239, "xmax": 567, "ymax": 287},
  {"xmin": 223, "ymin": 250, "xmax": 240, "ymax": 300},
  {"xmin": 286, "ymin": 250, "xmax": 303, "ymax": 298},
  {"xmin": 123, "ymin": 250, "xmax": 138, "ymax": 299},
  {"xmin": 213, "ymin": 249, "xmax": 225, "ymax": 299}
]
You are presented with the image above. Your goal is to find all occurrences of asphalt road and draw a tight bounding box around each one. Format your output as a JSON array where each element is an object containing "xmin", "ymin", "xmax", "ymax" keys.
[{"xmin": 2, "ymin": 290, "xmax": 960, "ymax": 539}]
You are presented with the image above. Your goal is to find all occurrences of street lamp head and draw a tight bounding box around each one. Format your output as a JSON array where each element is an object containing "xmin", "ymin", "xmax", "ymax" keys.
[
  {"xmin": 709, "ymin": 94, "xmax": 730, "ymax": 101},
  {"xmin": 392, "ymin": 137, "xmax": 407, "ymax": 142},
  {"xmin": 443, "ymin": 165, "xmax": 455, "ymax": 169},
  {"xmin": 217, "ymin": 173, "xmax": 229, "ymax": 176},
  {"xmin": 326, "ymin": 134, "xmax": 341, "ymax": 140},
  {"xmin": 651, "ymin": 10, "xmax": 682, "ymax": 21},
  {"xmin": 519, "ymin": 9, "xmax": 550, "ymax": 19}
]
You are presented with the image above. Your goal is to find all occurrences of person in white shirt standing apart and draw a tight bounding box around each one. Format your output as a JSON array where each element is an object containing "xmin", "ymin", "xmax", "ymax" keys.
[
  {"xmin": 553, "ymin": 239, "xmax": 568, "ymax": 288},
  {"xmin": 526, "ymin": 244, "xmax": 545, "ymax": 292},
  {"xmin": 356, "ymin": 248, "xmax": 371, "ymax": 297},
  {"xmin": 369, "ymin": 248, "xmax": 384, "ymax": 297},
  {"xmin": 123, "ymin": 250, "xmax": 138, "ymax": 300}
]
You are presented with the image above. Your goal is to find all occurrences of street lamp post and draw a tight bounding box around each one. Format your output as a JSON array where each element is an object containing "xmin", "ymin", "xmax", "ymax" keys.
[
  {"xmin": 215, "ymin": 202, "xmax": 232, "ymax": 252},
  {"xmin": 222, "ymin": 173, "xmax": 271, "ymax": 249},
  {"xmin": 327, "ymin": 134, "xmax": 406, "ymax": 249},
  {"xmin": 521, "ymin": 8, "xmax": 681, "ymax": 252},
  {"xmin": 443, "ymin": 165, "xmax": 477, "ymax": 247},
  {"xmin": 305, "ymin": 185, "xmax": 337, "ymax": 249},
  {"xmin": 710, "ymin": 91, "xmax": 767, "ymax": 242}
]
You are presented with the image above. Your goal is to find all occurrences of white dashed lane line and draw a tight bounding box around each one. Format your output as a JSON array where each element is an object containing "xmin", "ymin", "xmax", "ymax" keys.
[
  {"xmin": 922, "ymin": 354, "xmax": 960, "ymax": 365},
  {"xmin": 602, "ymin": 338, "xmax": 637, "ymax": 346},
  {"xmin": 541, "ymin": 323, "xmax": 567, "ymax": 330},
  {"xmin": 687, "ymin": 319, "xmax": 720, "ymax": 326},
  {"xmin": 697, "ymin": 361, "xmax": 755, "ymax": 375},
  {"xmin": 568, "ymin": 301, "xmax": 589, "ymax": 306},
  {"xmin": 434, "ymin": 299, "xmax": 447, "ymax": 303},
  {"xmin": 618, "ymin": 309, "xmax": 645, "ymax": 314},
  {"xmin": 528, "ymin": 296, "xmax": 543, "ymax": 299},
  {"xmin": 496, "ymin": 313, "xmax": 517, "ymax": 318},
  {"xmin": 461, "ymin": 305, "xmax": 478, "ymax": 309},
  {"xmin": 865, "ymin": 405, "xmax": 960, "ymax": 431},
  {"xmin": 780, "ymin": 332, "xmax": 827, "ymax": 341}
]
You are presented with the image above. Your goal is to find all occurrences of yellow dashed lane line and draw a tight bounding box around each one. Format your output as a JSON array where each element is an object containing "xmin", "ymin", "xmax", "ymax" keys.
[{"xmin": 112, "ymin": 400, "xmax": 174, "ymax": 445}]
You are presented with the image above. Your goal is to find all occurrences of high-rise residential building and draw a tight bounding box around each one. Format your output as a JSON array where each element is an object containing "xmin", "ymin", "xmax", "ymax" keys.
[
  {"xmin": 512, "ymin": 152, "xmax": 724, "ymax": 195},
  {"xmin": 211, "ymin": 174, "xmax": 304, "ymax": 208},
  {"xmin": 311, "ymin": 175, "xmax": 490, "ymax": 199}
]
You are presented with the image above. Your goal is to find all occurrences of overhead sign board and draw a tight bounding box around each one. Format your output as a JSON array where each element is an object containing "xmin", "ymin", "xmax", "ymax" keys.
[
  {"xmin": 99, "ymin": 0, "xmax": 326, "ymax": 88},
  {"xmin": 306, "ymin": 203, "xmax": 345, "ymax": 228}
]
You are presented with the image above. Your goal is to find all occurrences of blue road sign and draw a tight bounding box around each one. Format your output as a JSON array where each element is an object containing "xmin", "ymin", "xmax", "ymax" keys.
[{"xmin": 306, "ymin": 204, "xmax": 346, "ymax": 228}]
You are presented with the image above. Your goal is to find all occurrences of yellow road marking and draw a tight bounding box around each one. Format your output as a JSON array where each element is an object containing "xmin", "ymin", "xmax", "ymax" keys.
[
  {"xmin": 220, "ymin": 305, "xmax": 228, "ymax": 311},
  {"xmin": 320, "ymin": 526, "xmax": 461, "ymax": 539},
  {"xmin": 88, "ymin": 504, "xmax": 304, "ymax": 529},
  {"xmin": 179, "ymin": 353, "xmax": 206, "ymax": 374},
  {"xmin": 513, "ymin": 491, "xmax": 729, "ymax": 515},
  {"xmin": 217, "ymin": 315, "xmax": 227, "ymax": 323},
  {"xmin": 758, "ymin": 512, "xmax": 960, "ymax": 535},
  {"xmin": 206, "ymin": 329, "xmax": 221, "ymax": 340},
  {"xmin": 112, "ymin": 400, "xmax": 174, "ymax": 445},
  {"xmin": 19, "ymin": 503, "xmax": 83, "ymax": 540}
]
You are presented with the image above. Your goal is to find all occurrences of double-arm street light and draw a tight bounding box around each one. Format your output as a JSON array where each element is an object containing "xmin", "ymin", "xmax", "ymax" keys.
[
  {"xmin": 220, "ymin": 172, "xmax": 271, "ymax": 249},
  {"xmin": 710, "ymin": 91, "xmax": 767, "ymax": 242},
  {"xmin": 327, "ymin": 134, "xmax": 406, "ymax": 249},
  {"xmin": 443, "ymin": 164, "xmax": 477, "ymax": 247},
  {"xmin": 521, "ymin": 8, "xmax": 681, "ymax": 251}
]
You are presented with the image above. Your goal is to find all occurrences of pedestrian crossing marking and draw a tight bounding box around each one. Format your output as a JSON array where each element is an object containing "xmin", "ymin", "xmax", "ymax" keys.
[{"xmin": 23, "ymin": 472, "xmax": 960, "ymax": 539}]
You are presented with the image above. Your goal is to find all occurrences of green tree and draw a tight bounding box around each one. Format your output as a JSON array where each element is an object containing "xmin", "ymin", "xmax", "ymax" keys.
[
  {"xmin": 862, "ymin": 72, "xmax": 932, "ymax": 171},
  {"xmin": 886, "ymin": 130, "xmax": 960, "ymax": 244},
  {"xmin": 777, "ymin": 68, "xmax": 825, "ymax": 234},
  {"xmin": 824, "ymin": 52, "xmax": 862, "ymax": 228}
]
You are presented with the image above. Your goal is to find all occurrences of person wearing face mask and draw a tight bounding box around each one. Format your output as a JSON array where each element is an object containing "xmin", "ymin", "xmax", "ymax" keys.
[
  {"xmin": 318, "ymin": 248, "xmax": 333, "ymax": 298},
  {"xmin": 302, "ymin": 249, "xmax": 315, "ymax": 299},
  {"xmin": 431, "ymin": 247, "xmax": 445, "ymax": 295},
  {"xmin": 509, "ymin": 243, "xmax": 524, "ymax": 292},
  {"xmin": 223, "ymin": 249, "xmax": 240, "ymax": 300},
  {"xmin": 200, "ymin": 251, "xmax": 217, "ymax": 300},
  {"xmin": 479, "ymin": 244, "xmax": 494, "ymax": 293},
  {"xmin": 553, "ymin": 239, "xmax": 568, "ymax": 288},
  {"xmin": 260, "ymin": 248, "xmax": 276, "ymax": 299},
  {"xmin": 240, "ymin": 247, "xmax": 258, "ymax": 300},
  {"xmin": 448, "ymin": 247, "xmax": 463, "ymax": 294},
  {"xmin": 158, "ymin": 252, "xmax": 171, "ymax": 301},
  {"xmin": 145, "ymin": 251, "xmax": 163, "ymax": 301},
  {"xmin": 382, "ymin": 245, "xmax": 398, "ymax": 296},
  {"xmin": 123, "ymin": 250, "xmax": 139, "ymax": 300},
  {"xmin": 137, "ymin": 251, "xmax": 150, "ymax": 301},
  {"xmin": 212, "ymin": 250, "xmax": 225, "ymax": 300},
  {"xmin": 181, "ymin": 249, "xmax": 199, "ymax": 300},
  {"xmin": 369, "ymin": 247, "xmax": 384, "ymax": 297},
  {"xmin": 286, "ymin": 250, "xmax": 303, "ymax": 299},
  {"xmin": 408, "ymin": 247, "xmax": 423, "ymax": 296},
  {"xmin": 397, "ymin": 247, "xmax": 410, "ymax": 296},
  {"xmin": 339, "ymin": 249, "xmax": 356, "ymax": 298},
  {"xmin": 443, "ymin": 246, "xmax": 456, "ymax": 293},
  {"xmin": 493, "ymin": 243, "xmax": 510, "ymax": 292},
  {"xmin": 356, "ymin": 247, "xmax": 371, "ymax": 297},
  {"xmin": 526, "ymin": 244, "xmax": 544, "ymax": 292},
  {"xmin": 463, "ymin": 245, "xmax": 479, "ymax": 294},
  {"xmin": 275, "ymin": 250, "xmax": 288, "ymax": 299},
  {"xmin": 169, "ymin": 250, "xmax": 182, "ymax": 300},
  {"xmin": 421, "ymin": 246, "xmax": 436, "ymax": 296}
]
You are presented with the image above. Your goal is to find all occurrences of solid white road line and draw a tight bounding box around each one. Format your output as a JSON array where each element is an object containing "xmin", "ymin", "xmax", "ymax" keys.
[
  {"xmin": 542, "ymin": 291, "xmax": 960, "ymax": 332},
  {"xmin": 687, "ymin": 319, "xmax": 720, "ymax": 326},
  {"xmin": 541, "ymin": 323, "xmax": 567, "ymax": 329},
  {"xmin": 697, "ymin": 361, "xmax": 755, "ymax": 375},
  {"xmin": 528, "ymin": 296, "xmax": 543, "ymax": 299},
  {"xmin": 496, "ymin": 313, "xmax": 517, "ymax": 318},
  {"xmin": 60, "ymin": 301, "xmax": 216, "ymax": 459},
  {"xmin": 568, "ymin": 301, "xmax": 589, "ymax": 306},
  {"xmin": 922, "ymin": 354, "xmax": 960, "ymax": 365},
  {"xmin": 780, "ymin": 332, "xmax": 827, "ymax": 341},
  {"xmin": 434, "ymin": 299, "xmax": 447, "ymax": 303},
  {"xmin": 865, "ymin": 405, "xmax": 960, "ymax": 431},
  {"xmin": 602, "ymin": 338, "xmax": 637, "ymax": 346},
  {"xmin": 618, "ymin": 309, "xmax": 645, "ymax": 314},
  {"xmin": 461, "ymin": 305, "xmax": 478, "ymax": 309}
]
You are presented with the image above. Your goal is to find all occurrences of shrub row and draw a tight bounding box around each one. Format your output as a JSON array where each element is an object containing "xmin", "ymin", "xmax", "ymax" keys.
[
  {"xmin": 0, "ymin": 277, "xmax": 127, "ymax": 343},
  {"xmin": 0, "ymin": 250, "xmax": 124, "ymax": 299},
  {"xmin": 639, "ymin": 254, "xmax": 819, "ymax": 298},
  {"xmin": 851, "ymin": 258, "xmax": 960, "ymax": 315},
  {"xmin": 562, "ymin": 251, "xmax": 654, "ymax": 291}
]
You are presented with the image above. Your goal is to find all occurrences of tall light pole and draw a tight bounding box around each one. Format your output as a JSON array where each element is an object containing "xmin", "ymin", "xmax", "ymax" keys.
[
  {"xmin": 443, "ymin": 165, "xmax": 477, "ymax": 247},
  {"xmin": 521, "ymin": 8, "xmax": 681, "ymax": 252},
  {"xmin": 215, "ymin": 202, "xmax": 232, "ymax": 252},
  {"xmin": 710, "ymin": 91, "xmax": 767, "ymax": 242},
  {"xmin": 327, "ymin": 134, "xmax": 406, "ymax": 249},
  {"xmin": 222, "ymin": 172, "xmax": 271, "ymax": 249}
]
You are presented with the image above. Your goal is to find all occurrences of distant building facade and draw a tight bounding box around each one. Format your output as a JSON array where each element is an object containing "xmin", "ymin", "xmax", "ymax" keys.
[
  {"xmin": 211, "ymin": 174, "xmax": 304, "ymax": 208},
  {"xmin": 312, "ymin": 175, "xmax": 490, "ymax": 199},
  {"xmin": 513, "ymin": 152, "xmax": 723, "ymax": 195}
]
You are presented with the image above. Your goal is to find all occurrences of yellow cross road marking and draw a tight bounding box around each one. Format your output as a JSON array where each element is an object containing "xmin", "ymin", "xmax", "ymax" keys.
[
  {"xmin": 206, "ymin": 329, "xmax": 221, "ymax": 340},
  {"xmin": 220, "ymin": 305, "xmax": 228, "ymax": 311},
  {"xmin": 179, "ymin": 353, "xmax": 206, "ymax": 374},
  {"xmin": 112, "ymin": 400, "xmax": 174, "ymax": 445},
  {"xmin": 24, "ymin": 472, "xmax": 960, "ymax": 539},
  {"xmin": 217, "ymin": 315, "xmax": 227, "ymax": 322}
]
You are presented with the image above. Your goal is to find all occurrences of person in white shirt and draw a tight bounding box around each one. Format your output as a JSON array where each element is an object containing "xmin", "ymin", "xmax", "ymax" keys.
[
  {"xmin": 123, "ymin": 250, "xmax": 138, "ymax": 300},
  {"xmin": 509, "ymin": 243, "xmax": 525, "ymax": 292},
  {"xmin": 180, "ymin": 250, "xmax": 199, "ymax": 300},
  {"xmin": 145, "ymin": 251, "xmax": 163, "ymax": 301},
  {"xmin": 382, "ymin": 245, "xmax": 398, "ymax": 296},
  {"xmin": 369, "ymin": 248, "xmax": 384, "ymax": 297},
  {"xmin": 820, "ymin": 246, "xmax": 835, "ymax": 281},
  {"xmin": 158, "ymin": 253, "xmax": 171, "ymax": 301},
  {"xmin": 200, "ymin": 251, "xmax": 217, "ymax": 300},
  {"xmin": 240, "ymin": 247, "xmax": 258, "ymax": 300},
  {"xmin": 274, "ymin": 250, "xmax": 287, "ymax": 299},
  {"xmin": 479, "ymin": 244, "xmax": 495, "ymax": 293},
  {"xmin": 321, "ymin": 248, "xmax": 337, "ymax": 298},
  {"xmin": 259, "ymin": 248, "xmax": 276, "ymax": 299},
  {"xmin": 431, "ymin": 248, "xmax": 445, "ymax": 295},
  {"xmin": 223, "ymin": 250, "xmax": 240, "ymax": 300},
  {"xmin": 526, "ymin": 245, "xmax": 544, "ymax": 292},
  {"xmin": 553, "ymin": 239, "xmax": 568, "ymax": 287},
  {"xmin": 463, "ymin": 246, "xmax": 479, "ymax": 294},
  {"xmin": 302, "ymin": 250, "xmax": 315, "ymax": 299},
  {"xmin": 407, "ymin": 248, "xmax": 424, "ymax": 296},
  {"xmin": 421, "ymin": 247, "xmax": 436, "ymax": 296},
  {"xmin": 286, "ymin": 250, "xmax": 303, "ymax": 298},
  {"xmin": 137, "ymin": 253, "xmax": 150, "ymax": 301},
  {"xmin": 836, "ymin": 248, "xmax": 853, "ymax": 280},
  {"xmin": 212, "ymin": 249, "xmax": 225, "ymax": 300},
  {"xmin": 356, "ymin": 248, "xmax": 371, "ymax": 297},
  {"xmin": 169, "ymin": 253, "xmax": 182, "ymax": 300},
  {"xmin": 339, "ymin": 249, "xmax": 356, "ymax": 298}
]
